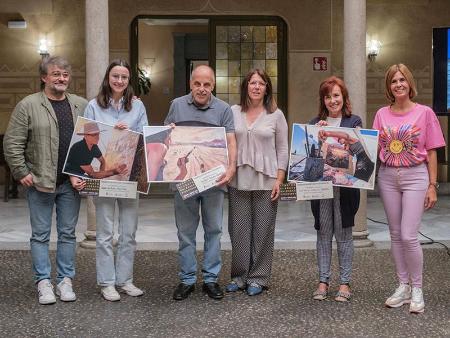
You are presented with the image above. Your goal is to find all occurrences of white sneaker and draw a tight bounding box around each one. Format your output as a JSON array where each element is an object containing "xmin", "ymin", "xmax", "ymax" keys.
[
  {"xmin": 37, "ymin": 279, "xmax": 56, "ymax": 305},
  {"xmin": 119, "ymin": 283, "xmax": 144, "ymax": 297},
  {"xmin": 409, "ymin": 287, "xmax": 425, "ymax": 313},
  {"xmin": 56, "ymin": 277, "xmax": 76, "ymax": 302},
  {"xmin": 101, "ymin": 285, "xmax": 121, "ymax": 301},
  {"xmin": 385, "ymin": 283, "xmax": 411, "ymax": 308}
]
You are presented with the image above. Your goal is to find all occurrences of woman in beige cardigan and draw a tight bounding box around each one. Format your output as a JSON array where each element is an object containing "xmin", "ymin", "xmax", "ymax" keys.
[{"xmin": 226, "ymin": 69, "xmax": 288, "ymax": 296}]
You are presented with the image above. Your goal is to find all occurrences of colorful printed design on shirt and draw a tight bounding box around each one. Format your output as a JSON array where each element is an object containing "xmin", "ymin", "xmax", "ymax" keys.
[{"xmin": 379, "ymin": 124, "xmax": 421, "ymax": 167}]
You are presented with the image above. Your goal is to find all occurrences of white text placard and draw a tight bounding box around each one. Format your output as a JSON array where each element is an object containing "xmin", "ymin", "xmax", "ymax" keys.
[{"xmin": 99, "ymin": 180, "xmax": 138, "ymax": 199}]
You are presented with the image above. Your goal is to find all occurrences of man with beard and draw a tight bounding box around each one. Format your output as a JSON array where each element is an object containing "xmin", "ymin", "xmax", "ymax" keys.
[{"xmin": 4, "ymin": 56, "xmax": 87, "ymax": 304}]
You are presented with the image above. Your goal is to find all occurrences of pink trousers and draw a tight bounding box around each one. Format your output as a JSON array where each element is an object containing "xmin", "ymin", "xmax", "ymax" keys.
[{"xmin": 377, "ymin": 164, "xmax": 429, "ymax": 287}]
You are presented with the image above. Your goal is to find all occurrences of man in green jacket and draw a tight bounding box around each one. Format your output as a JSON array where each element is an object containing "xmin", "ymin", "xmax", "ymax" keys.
[{"xmin": 4, "ymin": 56, "xmax": 87, "ymax": 305}]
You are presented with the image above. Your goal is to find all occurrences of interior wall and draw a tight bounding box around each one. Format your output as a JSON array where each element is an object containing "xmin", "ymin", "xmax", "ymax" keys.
[
  {"xmin": 0, "ymin": 0, "xmax": 449, "ymax": 180},
  {"xmin": 0, "ymin": 0, "xmax": 85, "ymax": 134},
  {"xmin": 138, "ymin": 23, "xmax": 208, "ymax": 124},
  {"xmin": 1, "ymin": 0, "xmax": 448, "ymax": 127}
]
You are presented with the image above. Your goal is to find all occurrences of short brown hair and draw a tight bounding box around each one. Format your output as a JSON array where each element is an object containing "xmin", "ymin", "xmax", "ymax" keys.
[
  {"xmin": 318, "ymin": 76, "xmax": 352, "ymax": 120},
  {"xmin": 39, "ymin": 56, "xmax": 72, "ymax": 90},
  {"xmin": 239, "ymin": 69, "xmax": 277, "ymax": 113},
  {"xmin": 384, "ymin": 64, "xmax": 418, "ymax": 103}
]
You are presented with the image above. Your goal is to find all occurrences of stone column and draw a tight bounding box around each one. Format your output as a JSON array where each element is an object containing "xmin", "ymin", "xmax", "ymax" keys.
[
  {"xmin": 80, "ymin": 0, "xmax": 109, "ymax": 249},
  {"xmin": 344, "ymin": 0, "xmax": 373, "ymax": 247}
]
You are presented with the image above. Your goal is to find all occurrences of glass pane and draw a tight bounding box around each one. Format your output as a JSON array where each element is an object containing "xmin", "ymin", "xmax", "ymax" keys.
[
  {"xmin": 216, "ymin": 43, "xmax": 228, "ymax": 59},
  {"xmin": 266, "ymin": 43, "xmax": 277, "ymax": 59},
  {"xmin": 229, "ymin": 77, "xmax": 241, "ymax": 94},
  {"xmin": 216, "ymin": 60, "xmax": 228, "ymax": 76},
  {"xmin": 253, "ymin": 43, "xmax": 265, "ymax": 59},
  {"xmin": 240, "ymin": 60, "xmax": 252, "ymax": 76},
  {"xmin": 216, "ymin": 93, "xmax": 229, "ymax": 102},
  {"xmin": 228, "ymin": 26, "xmax": 240, "ymax": 42},
  {"xmin": 241, "ymin": 43, "xmax": 253, "ymax": 59},
  {"xmin": 253, "ymin": 26, "xmax": 265, "ymax": 42},
  {"xmin": 214, "ymin": 23, "xmax": 281, "ymax": 108},
  {"xmin": 266, "ymin": 60, "xmax": 277, "ymax": 77},
  {"xmin": 228, "ymin": 43, "xmax": 240, "ymax": 60},
  {"xmin": 216, "ymin": 26, "xmax": 228, "ymax": 42},
  {"xmin": 229, "ymin": 61, "xmax": 240, "ymax": 77},
  {"xmin": 266, "ymin": 26, "xmax": 277, "ymax": 42},
  {"xmin": 271, "ymin": 76, "xmax": 278, "ymax": 93},
  {"xmin": 241, "ymin": 26, "xmax": 252, "ymax": 42},
  {"xmin": 253, "ymin": 60, "xmax": 265, "ymax": 70},
  {"xmin": 216, "ymin": 76, "xmax": 228, "ymax": 93},
  {"xmin": 229, "ymin": 94, "xmax": 241, "ymax": 106}
]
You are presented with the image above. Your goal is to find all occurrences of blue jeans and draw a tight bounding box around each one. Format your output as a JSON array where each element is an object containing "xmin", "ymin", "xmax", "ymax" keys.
[
  {"xmin": 27, "ymin": 181, "xmax": 81, "ymax": 284},
  {"xmin": 174, "ymin": 188, "xmax": 224, "ymax": 285},
  {"xmin": 95, "ymin": 196, "xmax": 139, "ymax": 286}
]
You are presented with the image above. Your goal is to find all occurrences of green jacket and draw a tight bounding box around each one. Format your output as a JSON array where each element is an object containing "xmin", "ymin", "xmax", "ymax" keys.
[{"xmin": 3, "ymin": 91, "xmax": 88, "ymax": 191}]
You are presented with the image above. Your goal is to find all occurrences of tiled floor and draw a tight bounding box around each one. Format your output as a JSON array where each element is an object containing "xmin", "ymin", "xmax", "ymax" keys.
[{"xmin": 1, "ymin": 193, "xmax": 449, "ymax": 249}]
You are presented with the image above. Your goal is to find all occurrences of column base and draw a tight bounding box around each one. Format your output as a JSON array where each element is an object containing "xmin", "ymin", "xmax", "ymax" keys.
[
  {"xmin": 352, "ymin": 230, "xmax": 374, "ymax": 248},
  {"xmin": 80, "ymin": 230, "xmax": 96, "ymax": 249}
]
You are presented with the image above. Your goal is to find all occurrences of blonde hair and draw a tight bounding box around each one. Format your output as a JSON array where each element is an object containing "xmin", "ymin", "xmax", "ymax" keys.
[{"xmin": 384, "ymin": 64, "xmax": 418, "ymax": 103}]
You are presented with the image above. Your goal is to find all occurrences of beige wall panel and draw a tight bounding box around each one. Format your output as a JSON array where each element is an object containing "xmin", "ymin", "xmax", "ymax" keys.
[
  {"xmin": 0, "ymin": 0, "xmax": 52, "ymax": 14},
  {"xmin": 0, "ymin": 94, "xmax": 15, "ymax": 109},
  {"xmin": 288, "ymin": 52, "xmax": 331, "ymax": 127},
  {"xmin": 0, "ymin": 78, "xmax": 35, "ymax": 93}
]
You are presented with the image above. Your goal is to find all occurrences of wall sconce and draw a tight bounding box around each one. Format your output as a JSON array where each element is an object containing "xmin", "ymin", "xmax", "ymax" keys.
[
  {"xmin": 367, "ymin": 39, "xmax": 382, "ymax": 61},
  {"xmin": 38, "ymin": 38, "xmax": 50, "ymax": 59},
  {"xmin": 143, "ymin": 57, "xmax": 156, "ymax": 76}
]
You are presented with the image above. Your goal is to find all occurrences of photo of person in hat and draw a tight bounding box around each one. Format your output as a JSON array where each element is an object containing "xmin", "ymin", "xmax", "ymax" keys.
[{"xmin": 64, "ymin": 121, "xmax": 127, "ymax": 178}]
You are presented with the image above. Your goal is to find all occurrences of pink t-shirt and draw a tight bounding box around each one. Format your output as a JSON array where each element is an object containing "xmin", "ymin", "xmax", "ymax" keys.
[{"xmin": 372, "ymin": 104, "xmax": 445, "ymax": 167}]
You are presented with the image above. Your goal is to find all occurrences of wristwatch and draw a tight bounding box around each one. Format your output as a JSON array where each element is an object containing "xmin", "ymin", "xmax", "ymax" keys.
[{"xmin": 429, "ymin": 182, "xmax": 440, "ymax": 190}]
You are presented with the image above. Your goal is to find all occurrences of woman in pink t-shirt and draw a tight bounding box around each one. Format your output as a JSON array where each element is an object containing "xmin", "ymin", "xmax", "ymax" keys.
[{"xmin": 372, "ymin": 64, "xmax": 445, "ymax": 314}]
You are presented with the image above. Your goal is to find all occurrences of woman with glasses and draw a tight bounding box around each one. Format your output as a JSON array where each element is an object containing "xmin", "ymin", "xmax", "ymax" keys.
[
  {"xmin": 84, "ymin": 59, "xmax": 148, "ymax": 301},
  {"xmin": 226, "ymin": 69, "xmax": 288, "ymax": 296}
]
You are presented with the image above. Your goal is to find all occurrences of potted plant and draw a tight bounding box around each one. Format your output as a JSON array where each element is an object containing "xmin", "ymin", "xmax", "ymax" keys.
[{"xmin": 137, "ymin": 67, "xmax": 151, "ymax": 96}]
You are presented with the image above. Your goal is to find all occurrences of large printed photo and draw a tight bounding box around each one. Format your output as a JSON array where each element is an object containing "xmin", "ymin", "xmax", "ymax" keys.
[
  {"xmin": 63, "ymin": 117, "xmax": 149, "ymax": 194},
  {"xmin": 288, "ymin": 124, "xmax": 379, "ymax": 189},
  {"xmin": 144, "ymin": 126, "xmax": 228, "ymax": 182}
]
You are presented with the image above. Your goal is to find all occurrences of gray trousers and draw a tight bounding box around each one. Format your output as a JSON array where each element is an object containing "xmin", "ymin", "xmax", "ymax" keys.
[
  {"xmin": 228, "ymin": 187, "xmax": 278, "ymax": 287},
  {"xmin": 317, "ymin": 187, "xmax": 353, "ymax": 285}
]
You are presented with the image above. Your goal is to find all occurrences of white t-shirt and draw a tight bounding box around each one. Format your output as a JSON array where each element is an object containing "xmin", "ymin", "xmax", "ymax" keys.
[{"xmin": 326, "ymin": 116, "xmax": 342, "ymax": 127}]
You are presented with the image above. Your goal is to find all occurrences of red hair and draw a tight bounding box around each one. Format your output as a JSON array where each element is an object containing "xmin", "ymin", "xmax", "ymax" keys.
[{"xmin": 318, "ymin": 76, "xmax": 352, "ymax": 120}]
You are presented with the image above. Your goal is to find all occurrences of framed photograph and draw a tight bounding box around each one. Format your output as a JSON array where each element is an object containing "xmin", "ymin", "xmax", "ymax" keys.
[
  {"xmin": 143, "ymin": 126, "xmax": 228, "ymax": 182},
  {"xmin": 63, "ymin": 117, "xmax": 150, "ymax": 194},
  {"xmin": 288, "ymin": 123, "xmax": 379, "ymax": 190}
]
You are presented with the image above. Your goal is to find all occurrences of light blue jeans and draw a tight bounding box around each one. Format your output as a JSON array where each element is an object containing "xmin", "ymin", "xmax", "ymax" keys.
[
  {"xmin": 95, "ymin": 196, "xmax": 139, "ymax": 286},
  {"xmin": 174, "ymin": 188, "xmax": 224, "ymax": 285},
  {"xmin": 27, "ymin": 180, "xmax": 80, "ymax": 284}
]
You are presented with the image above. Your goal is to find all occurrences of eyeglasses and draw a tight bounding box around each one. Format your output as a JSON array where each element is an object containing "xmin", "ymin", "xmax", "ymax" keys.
[
  {"xmin": 248, "ymin": 81, "xmax": 267, "ymax": 87},
  {"xmin": 49, "ymin": 72, "xmax": 70, "ymax": 79},
  {"xmin": 111, "ymin": 74, "xmax": 130, "ymax": 81}
]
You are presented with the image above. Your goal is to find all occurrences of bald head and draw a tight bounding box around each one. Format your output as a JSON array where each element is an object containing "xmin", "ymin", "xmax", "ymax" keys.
[
  {"xmin": 191, "ymin": 65, "xmax": 215, "ymax": 83},
  {"xmin": 190, "ymin": 65, "xmax": 215, "ymax": 107}
]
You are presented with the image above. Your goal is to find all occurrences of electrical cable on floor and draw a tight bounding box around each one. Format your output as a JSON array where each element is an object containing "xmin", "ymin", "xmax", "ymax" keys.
[{"xmin": 367, "ymin": 217, "xmax": 450, "ymax": 257}]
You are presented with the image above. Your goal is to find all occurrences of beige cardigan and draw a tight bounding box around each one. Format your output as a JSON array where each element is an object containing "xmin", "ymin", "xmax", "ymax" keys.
[{"xmin": 229, "ymin": 105, "xmax": 288, "ymax": 190}]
